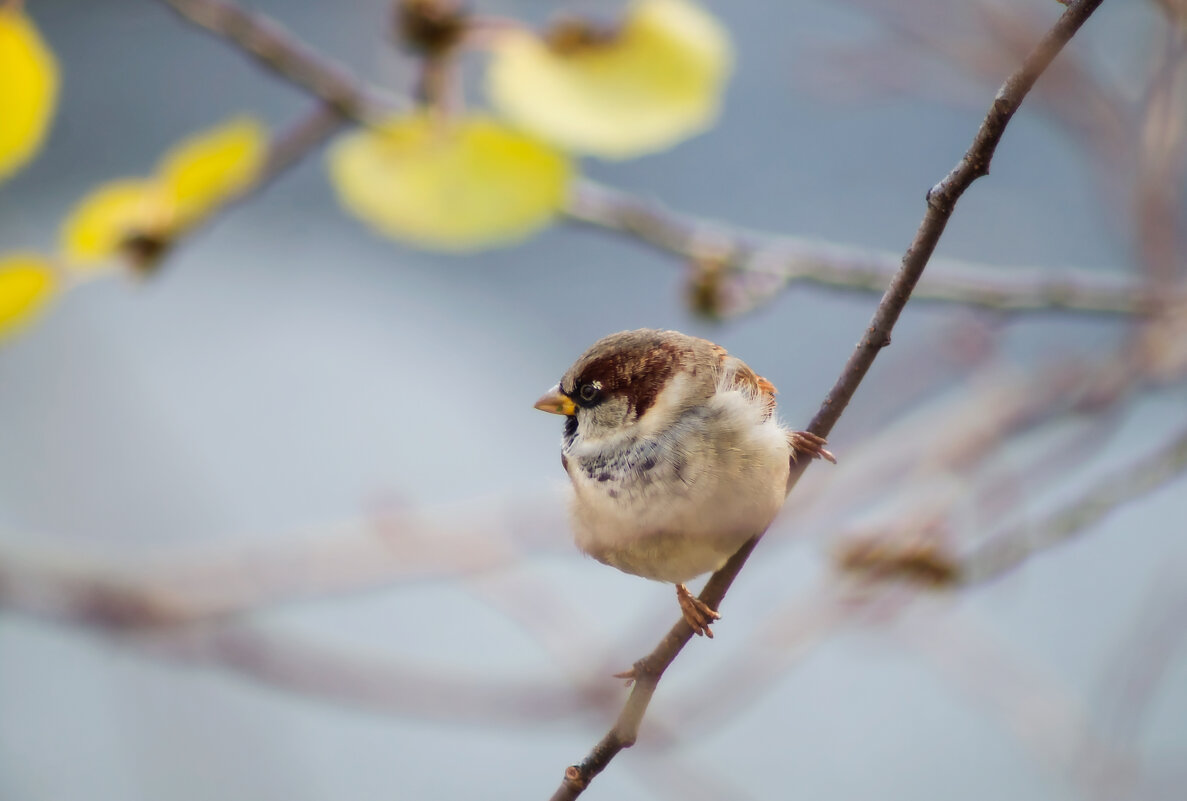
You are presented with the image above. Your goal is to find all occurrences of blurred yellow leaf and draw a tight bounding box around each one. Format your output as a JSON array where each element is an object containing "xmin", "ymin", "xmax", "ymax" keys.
[
  {"xmin": 0, "ymin": 6, "xmax": 59, "ymax": 183},
  {"xmin": 158, "ymin": 116, "xmax": 265, "ymax": 228},
  {"xmin": 59, "ymin": 180, "xmax": 165, "ymax": 266},
  {"xmin": 58, "ymin": 117, "xmax": 266, "ymax": 268},
  {"xmin": 327, "ymin": 113, "xmax": 572, "ymax": 251},
  {"xmin": 487, "ymin": 0, "xmax": 731, "ymax": 159},
  {"xmin": 0, "ymin": 253, "xmax": 56, "ymax": 340}
]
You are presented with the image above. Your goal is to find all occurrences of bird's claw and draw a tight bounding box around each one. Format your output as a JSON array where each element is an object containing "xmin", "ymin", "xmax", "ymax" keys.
[
  {"xmin": 612, "ymin": 586, "xmax": 721, "ymax": 683},
  {"xmin": 788, "ymin": 430, "xmax": 836, "ymax": 464},
  {"xmin": 676, "ymin": 583, "xmax": 721, "ymax": 638}
]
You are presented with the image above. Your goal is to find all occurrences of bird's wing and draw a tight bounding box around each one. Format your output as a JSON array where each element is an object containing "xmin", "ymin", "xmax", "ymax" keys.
[{"xmin": 714, "ymin": 347, "xmax": 778, "ymax": 422}]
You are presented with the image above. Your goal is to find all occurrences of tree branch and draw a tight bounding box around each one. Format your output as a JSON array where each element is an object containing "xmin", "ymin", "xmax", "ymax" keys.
[
  {"xmin": 152, "ymin": 0, "xmax": 1146, "ymax": 317},
  {"xmin": 568, "ymin": 181, "xmax": 1159, "ymax": 317},
  {"xmin": 158, "ymin": 0, "xmax": 403, "ymax": 120},
  {"xmin": 131, "ymin": 623, "xmax": 609, "ymax": 726},
  {"xmin": 549, "ymin": 0, "xmax": 1107, "ymax": 796},
  {"xmin": 962, "ymin": 421, "xmax": 1187, "ymax": 585},
  {"xmin": 189, "ymin": 100, "xmax": 346, "ymax": 233}
]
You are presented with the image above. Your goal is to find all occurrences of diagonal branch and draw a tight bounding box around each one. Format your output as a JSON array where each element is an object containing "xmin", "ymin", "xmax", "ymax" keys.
[
  {"xmin": 158, "ymin": 0, "xmax": 402, "ymax": 120},
  {"xmin": 549, "ymin": 0, "xmax": 1107, "ymax": 797}
]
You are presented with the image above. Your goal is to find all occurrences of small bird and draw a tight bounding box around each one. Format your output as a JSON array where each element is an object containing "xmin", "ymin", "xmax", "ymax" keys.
[{"xmin": 535, "ymin": 329, "xmax": 833, "ymax": 638}]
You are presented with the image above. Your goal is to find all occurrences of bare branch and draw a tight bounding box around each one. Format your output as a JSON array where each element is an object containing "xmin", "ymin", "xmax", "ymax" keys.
[
  {"xmin": 154, "ymin": 0, "xmax": 1148, "ymax": 318},
  {"xmin": 1132, "ymin": 26, "xmax": 1187, "ymax": 289},
  {"xmin": 893, "ymin": 598, "xmax": 1131, "ymax": 782},
  {"xmin": 820, "ymin": 0, "xmax": 1132, "ymax": 169},
  {"xmin": 252, "ymin": 102, "xmax": 346, "ymax": 191},
  {"xmin": 549, "ymin": 1, "xmax": 1107, "ymax": 796},
  {"xmin": 158, "ymin": 0, "xmax": 402, "ymax": 120},
  {"xmin": 132, "ymin": 623, "xmax": 612, "ymax": 726},
  {"xmin": 0, "ymin": 494, "xmax": 570, "ymax": 626},
  {"xmin": 661, "ymin": 581, "xmax": 856, "ymax": 737},
  {"xmin": 1094, "ymin": 559, "xmax": 1187, "ymax": 757},
  {"xmin": 568, "ymin": 181, "xmax": 1159, "ymax": 317},
  {"xmin": 963, "ymin": 421, "xmax": 1187, "ymax": 585},
  {"xmin": 168, "ymin": 100, "xmax": 348, "ymax": 250}
]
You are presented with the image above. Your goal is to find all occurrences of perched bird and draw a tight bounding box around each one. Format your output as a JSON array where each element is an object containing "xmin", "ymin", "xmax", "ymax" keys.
[{"xmin": 535, "ymin": 329, "xmax": 833, "ymax": 637}]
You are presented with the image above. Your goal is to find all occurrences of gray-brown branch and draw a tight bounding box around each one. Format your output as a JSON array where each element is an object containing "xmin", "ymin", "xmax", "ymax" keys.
[
  {"xmin": 549, "ymin": 0, "xmax": 1106, "ymax": 797},
  {"xmin": 962, "ymin": 421, "xmax": 1187, "ymax": 585},
  {"xmin": 568, "ymin": 181, "xmax": 1158, "ymax": 318},
  {"xmin": 154, "ymin": 0, "xmax": 1143, "ymax": 317},
  {"xmin": 159, "ymin": 0, "xmax": 401, "ymax": 119}
]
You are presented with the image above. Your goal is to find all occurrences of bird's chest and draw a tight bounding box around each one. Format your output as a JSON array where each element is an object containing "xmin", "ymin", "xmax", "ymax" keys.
[
  {"xmin": 564, "ymin": 436, "xmax": 683, "ymax": 530},
  {"xmin": 561, "ymin": 421, "xmax": 784, "ymax": 583}
]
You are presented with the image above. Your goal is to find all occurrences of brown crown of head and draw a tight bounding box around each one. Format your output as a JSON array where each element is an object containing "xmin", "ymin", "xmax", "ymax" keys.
[{"xmin": 559, "ymin": 329, "xmax": 724, "ymax": 418}]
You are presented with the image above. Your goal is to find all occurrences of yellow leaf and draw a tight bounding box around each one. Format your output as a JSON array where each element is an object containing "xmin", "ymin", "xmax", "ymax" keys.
[
  {"xmin": 158, "ymin": 116, "xmax": 266, "ymax": 228},
  {"xmin": 327, "ymin": 114, "xmax": 572, "ymax": 251},
  {"xmin": 0, "ymin": 7, "xmax": 59, "ymax": 182},
  {"xmin": 487, "ymin": 0, "xmax": 731, "ymax": 159},
  {"xmin": 57, "ymin": 116, "xmax": 266, "ymax": 269},
  {"xmin": 59, "ymin": 179, "xmax": 166, "ymax": 266},
  {"xmin": 0, "ymin": 253, "xmax": 56, "ymax": 340}
]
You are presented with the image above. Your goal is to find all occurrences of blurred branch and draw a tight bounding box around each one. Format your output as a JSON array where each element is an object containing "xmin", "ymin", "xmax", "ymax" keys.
[
  {"xmin": 818, "ymin": 348, "xmax": 1187, "ymax": 596},
  {"xmin": 820, "ymin": 0, "xmax": 1187, "ymax": 299},
  {"xmin": 173, "ymin": 100, "xmax": 347, "ymax": 246},
  {"xmin": 0, "ymin": 516, "xmax": 624, "ymax": 728},
  {"xmin": 821, "ymin": 0, "xmax": 1131, "ymax": 170},
  {"xmin": 152, "ymin": 0, "xmax": 1152, "ymax": 318},
  {"xmin": 963, "ymin": 421, "xmax": 1187, "ymax": 585},
  {"xmin": 133, "ymin": 623, "xmax": 613, "ymax": 726},
  {"xmin": 894, "ymin": 598, "xmax": 1131, "ymax": 782},
  {"xmin": 1132, "ymin": 24, "xmax": 1187, "ymax": 289},
  {"xmin": 1094, "ymin": 559, "xmax": 1187, "ymax": 757},
  {"xmin": 663, "ymin": 581, "xmax": 855, "ymax": 736},
  {"xmin": 0, "ymin": 548, "xmax": 615, "ymax": 725},
  {"xmin": 252, "ymin": 102, "xmax": 345, "ymax": 190},
  {"xmin": 0, "ymin": 496, "xmax": 569, "ymax": 626},
  {"xmin": 569, "ymin": 181, "xmax": 1159, "ymax": 317},
  {"xmin": 819, "ymin": 357, "xmax": 1138, "ymax": 590},
  {"xmin": 550, "ymin": 1, "xmax": 1107, "ymax": 797},
  {"xmin": 158, "ymin": 0, "xmax": 402, "ymax": 120}
]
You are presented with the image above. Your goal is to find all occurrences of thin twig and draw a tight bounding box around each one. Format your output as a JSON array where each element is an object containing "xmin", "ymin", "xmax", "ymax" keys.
[
  {"xmin": 253, "ymin": 102, "xmax": 346, "ymax": 191},
  {"xmin": 180, "ymin": 100, "xmax": 347, "ymax": 240},
  {"xmin": 549, "ymin": 1, "xmax": 1106, "ymax": 796},
  {"xmin": 158, "ymin": 0, "xmax": 402, "ymax": 120},
  {"xmin": 828, "ymin": 0, "xmax": 1132, "ymax": 167}
]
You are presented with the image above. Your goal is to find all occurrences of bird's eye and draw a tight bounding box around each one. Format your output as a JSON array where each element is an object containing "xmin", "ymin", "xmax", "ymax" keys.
[{"xmin": 578, "ymin": 382, "xmax": 601, "ymax": 404}]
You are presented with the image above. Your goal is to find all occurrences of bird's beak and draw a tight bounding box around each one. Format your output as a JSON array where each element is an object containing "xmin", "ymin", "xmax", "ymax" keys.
[{"xmin": 534, "ymin": 384, "xmax": 576, "ymax": 416}]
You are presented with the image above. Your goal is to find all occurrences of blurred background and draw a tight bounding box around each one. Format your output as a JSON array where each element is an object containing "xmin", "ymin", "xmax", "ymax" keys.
[{"xmin": 1, "ymin": 0, "xmax": 1184, "ymax": 799}]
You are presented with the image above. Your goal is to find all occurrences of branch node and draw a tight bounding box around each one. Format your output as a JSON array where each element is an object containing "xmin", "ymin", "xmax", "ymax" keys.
[
  {"xmin": 925, "ymin": 183, "xmax": 948, "ymax": 212},
  {"xmin": 627, "ymin": 655, "xmax": 661, "ymax": 681},
  {"xmin": 563, "ymin": 765, "xmax": 585, "ymax": 789},
  {"xmin": 613, "ymin": 729, "xmax": 638, "ymax": 749}
]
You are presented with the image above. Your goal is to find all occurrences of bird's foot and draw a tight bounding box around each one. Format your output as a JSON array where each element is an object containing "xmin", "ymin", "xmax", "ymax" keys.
[
  {"xmin": 788, "ymin": 430, "xmax": 836, "ymax": 464},
  {"xmin": 676, "ymin": 583, "xmax": 720, "ymax": 638}
]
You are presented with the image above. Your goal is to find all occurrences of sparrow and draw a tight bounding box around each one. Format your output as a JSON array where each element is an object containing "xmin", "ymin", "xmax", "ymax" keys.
[{"xmin": 535, "ymin": 329, "xmax": 834, "ymax": 638}]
